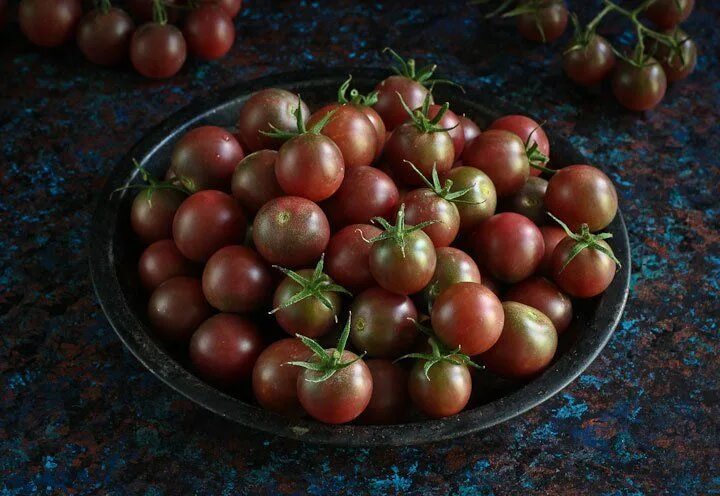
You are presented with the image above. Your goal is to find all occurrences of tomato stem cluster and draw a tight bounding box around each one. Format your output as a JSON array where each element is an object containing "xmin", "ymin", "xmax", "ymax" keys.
[
  {"xmin": 549, "ymin": 212, "xmax": 622, "ymax": 271},
  {"xmin": 113, "ymin": 158, "xmax": 189, "ymax": 204},
  {"xmin": 405, "ymin": 161, "xmax": 481, "ymax": 205},
  {"xmin": 366, "ymin": 204, "xmax": 437, "ymax": 258},
  {"xmin": 337, "ymin": 75, "xmax": 379, "ymax": 107},
  {"xmin": 262, "ymin": 96, "xmax": 335, "ymax": 140},
  {"xmin": 151, "ymin": 0, "xmax": 169, "ymax": 25},
  {"xmin": 398, "ymin": 93, "xmax": 457, "ymax": 134}
]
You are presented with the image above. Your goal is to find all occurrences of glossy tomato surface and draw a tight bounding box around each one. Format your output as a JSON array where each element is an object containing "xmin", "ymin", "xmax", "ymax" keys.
[
  {"xmin": 131, "ymin": 187, "xmax": 186, "ymax": 244},
  {"xmin": 516, "ymin": 1, "xmax": 568, "ymax": 42},
  {"xmin": 184, "ymin": 4, "xmax": 235, "ymax": 60},
  {"xmin": 19, "ymin": 0, "xmax": 81, "ymax": 47},
  {"xmin": 538, "ymin": 225, "xmax": 567, "ymax": 274},
  {"xmin": 252, "ymin": 338, "xmax": 310, "ymax": 414},
  {"xmin": 563, "ymin": 34, "xmax": 617, "ymax": 86},
  {"xmin": 409, "ymin": 359, "xmax": 471, "ymax": 419},
  {"xmin": 488, "ymin": 114, "xmax": 550, "ymax": 178},
  {"xmin": 611, "ymin": 59, "xmax": 667, "ymax": 112},
  {"xmin": 645, "ymin": 0, "xmax": 694, "ymax": 29},
  {"xmin": 202, "ymin": 245, "xmax": 272, "ymax": 313},
  {"xmin": 369, "ymin": 229, "xmax": 437, "ymax": 295},
  {"xmin": 422, "ymin": 247, "xmax": 481, "ymax": 304},
  {"xmin": 403, "ymin": 189, "xmax": 460, "ymax": 247},
  {"xmin": 147, "ymin": 276, "xmax": 212, "ymax": 344},
  {"xmin": 462, "ymin": 130, "xmax": 529, "ymax": 196},
  {"xmin": 373, "ymin": 75, "xmax": 430, "ymax": 131},
  {"xmin": 442, "ymin": 166, "xmax": 497, "ymax": 231},
  {"xmin": 325, "ymin": 166, "xmax": 399, "ymax": 227},
  {"xmin": 655, "ymin": 28, "xmax": 698, "ymax": 82},
  {"xmin": 130, "ymin": 23, "xmax": 187, "ymax": 79},
  {"xmin": 459, "ymin": 115, "xmax": 481, "ymax": 151},
  {"xmin": 138, "ymin": 239, "xmax": 197, "ymax": 291},
  {"xmin": 358, "ymin": 359, "xmax": 409, "ymax": 424},
  {"xmin": 501, "ymin": 176, "xmax": 548, "ymax": 225},
  {"xmin": 76, "ymin": 7, "xmax": 134, "ymax": 66},
  {"xmin": 551, "ymin": 236, "xmax": 617, "ymax": 297},
  {"xmin": 385, "ymin": 123, "xmax": 455, "ymax": 186},
  {"xmin": 426, "ymin": 104, "xmax": 465, "ymax": 157},
  {"xmin": 237, "ymin": 89, "xmax": 309, "ymax": 151},
  {"xmin": 307, "ymin": 104, "xmax": 377, "ymax": 168},
  {"xmin": 505, "ymin": 276, "xmax": 573, "ymax": 334},
  {"xmin": 325, "ymin": 224, "xmax": 382, "ymax": 292},
  {"xmin": 231, "ymin": 150, "xmax": 284, "ymax": 214}
]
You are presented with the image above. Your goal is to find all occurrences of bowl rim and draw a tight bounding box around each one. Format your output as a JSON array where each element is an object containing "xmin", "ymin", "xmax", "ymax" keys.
[{"xmin": 89, "ymin": 68, "xmax": 631, "ymax": 446}]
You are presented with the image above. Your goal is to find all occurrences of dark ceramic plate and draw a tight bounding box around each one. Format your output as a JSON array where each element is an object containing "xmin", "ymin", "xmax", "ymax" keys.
[{"xmin": 90, "ymin": 69, "xmax": 630, "ymax": 446}]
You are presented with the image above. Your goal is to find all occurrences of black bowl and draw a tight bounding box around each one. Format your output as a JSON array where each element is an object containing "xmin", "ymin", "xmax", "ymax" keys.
[{"xmin": 89, "ymin": 69, "xmax": 630, "ymax": 446}]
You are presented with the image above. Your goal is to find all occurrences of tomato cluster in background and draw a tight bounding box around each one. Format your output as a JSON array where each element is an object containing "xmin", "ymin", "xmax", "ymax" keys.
[
  {"xmin": 124, "ymin": 49, "xmax": 622, "ymax": 425},
  {"xmin": 8, "ymin": 0, "xmax": 241, "ymax": 78},
  {"xmin": 476, "ymin": 0, "xmax": 697, "ymax": 111}
]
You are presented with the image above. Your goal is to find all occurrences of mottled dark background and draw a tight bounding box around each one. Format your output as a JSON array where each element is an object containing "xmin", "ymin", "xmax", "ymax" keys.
[{"xmin": 1, "ymin": 0, "xmax": 719, "ymax": 494}]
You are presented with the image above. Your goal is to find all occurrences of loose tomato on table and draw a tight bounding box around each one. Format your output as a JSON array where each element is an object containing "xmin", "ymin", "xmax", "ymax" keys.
[
  {"xmin": 183, "ymin": 4, "xmax": 234, "ymax": 60},
  {"xmin": 563, "ymin": 34, "xmax": 617, "ymax": 86},
  {"xmin": 644, "ymin": 0, "xmax": 694, "ymax": 29},
  {"xmin": 237, "ymin": 89, "xmax": 310, "ymax": 151},
  {"xmin": 147, "ymin": 276, "xmax": 212, "ymax": 344},
  {"xmin": 358, "ymin": 359, "xmax": 409, "ymax": 425},
  {"xmin": 252, "ymin": 338, "xmax": 310, "ymax": 415},
  {"xmin": 231, "ymin": 150, "xmax": 284, "ymax": 214},
  {"xmin": 130, "ymin": 16, "xmax": 187, "ymax": 79},
  {"xmin": 19, "ymin": 0, "xmax": 82, "ymax": 47},
  {"xmin": 611, "ymin": 58, "xmax": 667, "ymax": 112},
  {"xmin": 323, "ymin": 166, "xmax": 399, "ymax": 227},
  {"xmin": 505, "ymin": 276, "xmax": 573, "ymax": 334},
  {"xmin": 442, "ymin": 166, "xmax": 497, "ymax": 231},
  {"xmin": 516, "ymin": 0, "xmax": 569, "ymax": 43},
  {"xmin": 76, "ymin": 4, "xmax": 135, "ymax": 66},
  {"xmin": 325, "ymin": 224, "xmax": 382, "ymax": 292},
  {"xmin": 654, "ymin": 28, "xmax": 698, "ymax": 82}
]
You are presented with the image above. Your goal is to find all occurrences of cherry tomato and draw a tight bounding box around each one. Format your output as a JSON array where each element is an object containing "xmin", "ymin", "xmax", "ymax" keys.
[
  {"xmin": 252, "ymin": 338, "xmax": 310, "ymax": 414},
  {"xmin": 138, "ymin": 239, "xmax": 197, "ymax": 291},
  {"xmin": 189, "ymin": 313, "xmax": 263, "ymax": 386},
  {"xmin": 422, "ymin": 247, "xmax": 481, "ymax": 304},
  {"xmin": 131, "ymin": 23, "xmax": 187, "ymax": 79},
  {"xmin": 357, "ymin": 105, "xmax": 386, "ymax": 161},
  {"xmin": 488, "ymin": 115, "xmax": 548, "ymax": 178},
  {"xmin": 551, "ymin": 236, "xmax": 617, "ymax": 297},
  {"xmin": 505, "ymin": 277, "xmax": 573, "ymax": 334},
  {"xmin": 374, "ymin": 75, "xmax": 430, "ymax": 131},
  {"xmin": 202, "ymin": 245, "xmax": 272, "ymax": 313},
  {"xmin": 172, "ymin": 190, "xmax": 247, "ymax": 262},
  {"xmin": 237, "ymin": 89, "xmax": 309, "ymax": 152},
  {"xmin": 358, "ymin": 359, "xmax": 410, "ymax": 424},
  {"xmin": 147, "ymin": 276, "xmax": 212, "ymax": 344},
  {"xmin": 19, "ymin": 0, "xmax": 81, "ymax": 47},
  {"xmin": 459, "ymin": 115, "xmax": 481, "ymax": 151},
  {"xmin": 480, "ymin": 302, "xmax": 558, "ymax": 379},
  {"xmin": 184, "ymin": 4, "xmax": 234, "ymax": 60},
  {"xmin": 131, "ymin": 187, "xmax": 185, "ymax": 244},
  {"xmin": 563, "ymin": 34, "xmax": 616, "ymax": 86},
  {"xmin": 462, "ymin": 130, "xmax": 529, "ymax": 196},
  {"xmin": 538, "ymin": 225, "xmax": 567, "ymax": 274},
  {"xmin": 325, "ymin": 224, "xmax": 382, "ymax": 292},
  {"xmin": 171, "ymin": 126, "xmax": 244, "ymax": 192},
  {"xmin": 252, "ymin": 196, "xmax": 330, "ymax": 267},
  {"xmin": 442, "ymin": 166, "xmax": 497, "ymax": 231},
  {"xmin": 76, "ymin": 7, "xmax": 134, "ymax": 66},
  {"xmin": 501, "ymin": 176, "xmax": 548, "ymax": 225},
  {"xmin": 544, "ymin": 165, "xmax": 618, "ymax": 232},
  {"xmin": 297, "ymin": 349, "xmax": 372, "ymax": 424},
  {"xmin": 403, "ymin": 188, "xmax": 460, "ymax": 248},
  {"xmin": 655, "ymin": 28, "xmax": 697, "ymax": 82},
  {"xmin": 408, "ymin": 358, "xmax": 471, "ymax": 418},
  {"xmin": 516, "ymin": 1, "xmax": 568, "ymax": 43},
  {"xmin": 426, "ymin": 104, "xmax": 465, "ymax": 157},
  {"xmin": 231, "ymin": 150, "xmax": 284, "ymax": 214},
  {"xmin": 644, "ymin": 0, "xmax": 694, "ymax": 29},
  {"xmin": 307, "ymin": 104, "xmax": 377, "ymax": 168},
  {"xmin": 350, "ymin": 287, "xmax": 418, "ymax": 358},
  {"xmin": 210, "ymin": 0, "xmax": 241, "ymax": 18},
  {"xmin": 473, "ymin": 213, "xmax": 544, "ymax": 283},
  {"xmin": 324, "ymin": 166, "xmax": 399, "ymax": 227},
  {"xmin": 611, "ymin": 58, "xmax": 667, "ymax": 112},
  {"xmin": 385, "ymin": 123, "xmax": 455, "ymax": 186},
  {"xmin": 479, "ymin": 267, "xmax": 502, "ymax": 298}
]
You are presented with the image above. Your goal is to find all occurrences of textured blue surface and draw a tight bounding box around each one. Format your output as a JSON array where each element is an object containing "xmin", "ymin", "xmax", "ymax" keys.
[{"xmin": 1, "ymin": 0, "xmax": 719, "ymax": 494}]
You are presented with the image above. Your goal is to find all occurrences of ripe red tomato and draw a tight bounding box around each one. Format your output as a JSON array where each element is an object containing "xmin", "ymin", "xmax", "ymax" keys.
[
  {"xmin": 385, "ymin": 123, "xmax": 455, "ymax": 186},
  {"xmin": 172, "ymin": 190, "xmax": 247, "ymax": 263},
  {"xmin": 138, "ymin": 239, "xmax": 197, "ymax": 291},
  {"xmin": 184, "ymin": 4, "xmax": 235, "ymax": 61},
  {"xmin": 237, "ymin": 89, "xmax": 309, "ymax": 151},
  {"xmin": 538, "ymin": 225, "xmax": 567, "ymax": 274},
  {"xmin": 252, "ymin": 196, "xmax": 330, "ymax": 267},
  {"xmin": 611, "ymin": 59, "xmax": 667, "ymax": 112},
  {"xmin": 357, "ymin": 105, "xmax": 386, "ymax": 161},
  {"xmin": 655, "ymin": 28, "xmax": 697, "ymax": 82},
  {"xmin": 563, "ymin": 34, "xmax": 617, "ymax": 86},
  {"xmin": 325, "ymin": 224, "xmax": 382, "ymax": 292},
  {"xmin": 551, "ymin": 235, "xmax": 617, "ymax": 297},
  {"xmin": 252, "ymin": 338, "xmax": 310, "ymax": 414},
  {"xmin": 431, "ymin": 282, "xmax": 504, "ymax": 355},
  {"xmin": 19, "ymin": 0, "xmax": 81, "ymax": 47},
  {"xmin": 171, "ymin": 126, "xmax": 244, "ymax": 192},
  {"xmin": 202, "ymin": 245, "xmax": 272, "ymax": 313},
  {"xmin": 426, "ymin": 104, "xmax": 465, "ymax": 157},
  {"xmin": 131, "ymin": 187, "xmax": 185, "ymax": 244},
  {"xmin": 324, "ymin": 166, "xmax": 399, "ymax": 227},
  {"xmin": 307, "ymin": 104, "xmax": 377, "ymax": 168},
  {"xmin": 480, "ymin": 302, "xmax": 558, "ymax": 378},
  {"xmin": 212, "ymin": 0, "xmax": 242, "ymax": 18},
  {"xmin": 488, "ymin": 115, "xmax": 548, "ymax": 178},
  {"xmin": 459, "ymin": 115, "xmax": 481, "ymax": 151},
  {"xmin": 644, "ymin": 0, "xmax": 694, "ymax": 29},
  {"xmin": 374, "ymin": 75, "xmax": 430, "ymax": 131},
  {"xmin": 189, "ymin": 313, "xmax": 263, "ymax": 386},
  {"xmin": 544, "ymin": 164, "xmax": 618, "ymax": 232},
  {"xmin": 147, "ymin": 276, "xmax": 212, "ymax": 344},
  {"xmin": 505, "ymin": 277, "xmax": 573, "ymax": 334},
  {"xmin": 501, "ymin": 176, "xmax": 548, "ymax": 225},
  {"xmin": 358, "ymin": 359, "xmax": 409, "ymax": 424},
  {"xmin": 403, "ymin": 188, "xmax": 460, "ymax": 248},
  {"xmin": 442, "ymin": 166, "xmax": 497, "ymax": 231},
  {"xmin": 130, "ymin": 23, "xmax": 187, "ymax": 79},
  {"xmin": 422, "ymin": 247, "xmax": 481, "ymax": 303},
  {"xmin": 516, "ymin": 1, "xmax": 568, "ymax": 43},
  {"xmin": 408, "ymin": 358, "xmax": 471, "ymax": 418},
  {"xmin": 231, "ymin": 150, "xmax": 284, "ymax": 214},
  {"xmin": 462, "ymin": 130, "xmax": 529, "ymax": 196},
  {"xmin": 473, "ymin": 213, "xmax": 545, "ymax": 283},
  {"xmin": 76, "ymin": 7, "xmax": 134, "ymax": 66}
]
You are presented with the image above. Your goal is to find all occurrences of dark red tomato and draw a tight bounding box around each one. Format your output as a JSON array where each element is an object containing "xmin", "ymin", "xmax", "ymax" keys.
[
  {"xmin": 369, "ymin": 228, "xmax": 436, "ymax": 296},
  {"xmin": 409, "ymin": 358, "xmax": 471, "ymax": 418},
  {"xmin": 19, "ymin": 0, "xmax": 81, "ymax": 47},
  {"xmin": 252, "ymin": 196, "xmax": 330, "ymax": 267},
  {"xmin": 385, "ymin": 124, "xmax": 455, "ymax": 186},
  {"xmin": 431, "ymin": 282, "xmax": 504, "ymax": 355},
  {"xmin": 358, "ymin": 359, "xmax": 409, "ymax": 424},
  {"xmin": 202, "ymin": 245, "xmax": 272, "ymax": 313},
  {"xmin": 426, "ymin": 104, "xmax": 465, "ymax": 157},
  {"xmin": 148, "ymin": 276, "xmax": 212, "ymax": 344},
  {"xmin": 184, "ymin": 4, "xmax": 234, "ymax": 60},
  {"xmin": 131, "ymin": 187, "xmax": 186, "ymax": 244},
  {"xmin": 126, "ymin": 0, "xmax": 180, "ymax": 23},
  {"xmin": 275, "ymin": 133, "xmax": 345, "ymax": 201},
  {"xmin": 138, "ymin": 239, "xmax": 196, "ymax": 291},
  {"xmin": 644, "ymin": 0, "xmax": 694, "ymax": 29},
  {"xmin": 611, "ymin": 58, "xmax": 667, "ymax": 112},
  {"xmin": 480, "ymin": 302, "xmax": 557, "ymax": 378},
  {"xmin": 76, "ymin": 7, "xmax": 134, "ymax": 66},
  {"xmin": 505, "ymin": 277, "xmax": 573, "ymax": 334},
  {"xmin": 516, "ymin": 1, "xmax": 568, "ymax": 42},
  {"xmin": 325, "ymin": 224, "xmax": 382, "ymax": 292},
  {"xmin": 373, "ymin": 75, "xmax": 430, "ymax": 131},
  {"xmin": 171, "ymin": 126, "xmax": 244, "ymax": 192},
  {"xmin": 538, "ymin": 225, "xmax": 567, "ymax": 274},
  {"xmin": 404, "ymin": 189, "xmax": 460, "ymax": 247},
  {"xmin": 237, "ymin": 89, "xmax": 309, "ymax": 152},
  {"xmin": 212, "ymin": 0, "xmax": 241, "ymax": 18},
  {"xmin": 544, "ymin": 164, "xmax": 618, "ymax": 232},
  {"xmin": 307, "ymin": 104, "xmax": 377, "ymax": 168},
  {"xmin": 297, "ymin": 349, "xmax": 372, "ymax": 424},
  {"xmin": 273, "ymin": 269, "xmax": 341, "ymax": 338},
  {"xmin": 172, "ymin": 190, "xmax": 247, "ymax": 262},
  {"xmin": 488, "ymin": 115, "xmax": 549, "ymax": 178},
  {"xmin": 551, "ymin": 236, "xmax": 617, "ymax": 297},
  {"xmin": 324, "ymin": 166, "xmax": 399, "ymax": 227},
  {"xmin": 563, "ymin": 34, "xmax": 616, "ymax": 86},
  {"xmin": 252, "ymin": 338, "xmax": 310, "ymax": 414},
  {"xmin": 442, "ymin": 166, "xmax": 497, "ymax": 231},
  {"xmin": 473, "ymin": 213, "xmax": 544, "ymax": 283},
  {"xmin": 350, "ymin": 287, "xmax": 418, "ymax": 358},
  {"xmin": 462, "ymin": 130, "xmax": 529, "ymax": 196},
  {"xmin": 459, "ymin": 115, "xmax": 481, "ymax": 151},
  {"xmin": 356, "ymin": 105, "xmax": 386, "ymax": 161},
  {"xmin": 130, "ymin": 23, "xmax": 187, "ymax": 79},
  {"xmin": 422, "ymin": 247, "xmax": 481, "ymax": 303},
  {"xmin": 189, "ymin": 313, "xmax": 263, "ymax": 386},
  {"xmin": 655, "ymin": 28, "xmax": 697, "ymax": 82},
  {"xmin": 231, "ymin": 150, "xmax": 283, "ymax": 214},
  {"xmin": 501, "ymin": 176, "xmax": 548, "ymax": 225}
]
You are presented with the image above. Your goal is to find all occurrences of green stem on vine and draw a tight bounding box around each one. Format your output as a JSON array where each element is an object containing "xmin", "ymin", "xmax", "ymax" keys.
[{"xmin": 152, "ymin": 0, "xmax": 168, "ymax": 24}]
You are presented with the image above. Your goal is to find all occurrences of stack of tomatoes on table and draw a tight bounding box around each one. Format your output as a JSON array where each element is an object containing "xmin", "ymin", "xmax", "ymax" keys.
[{"xmin": 127, "ymin": 50, "xmax": 621, "ymax": 425}]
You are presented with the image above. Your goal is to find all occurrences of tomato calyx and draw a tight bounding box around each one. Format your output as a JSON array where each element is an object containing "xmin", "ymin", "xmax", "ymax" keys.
[
  {"xmin": 337, "ymin": 75, "xmax": 378, "ymax": 107},
  {"xmin": 151, "ymin": 0, "xmax": 169, "ymax": 24},
  {"xmin": 549, "ymin": 212, "xmax": 622, "ymax": 272},
  {"xmin": 382, "ymin": 48, "xmax": 462, "ymax": 92},
  {"xmin": 261, "ymin": 96, "xmax": 335, "ymax": 140},
  {"xmin": 288, "ymin": 313, "xmax": 365, "ymax": 382},
  {"xmin": 114, "ymin": 158, "xmax": 189, "ymax": 204},
  {"xmin": 365, "ymin": 204, "xmax": 437, "ymax": 258},
  {"xmin": 405, "ymin": 161, "xmax": 481, "ymax": 205},
  {"xmin": 270, "ymin": 254, "xmax": 352, "ymax": 317},
  {"xmin": 398, "ymin": 93, "xmax": 458, "ymax": 134}
]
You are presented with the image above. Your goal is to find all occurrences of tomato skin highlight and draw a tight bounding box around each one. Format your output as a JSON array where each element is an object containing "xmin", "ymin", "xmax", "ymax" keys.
[
  {"xmin": 422, "ymin": 246, "xmax": 482, "ymax": 304},
  {"xmin": 184, "ymin": 4, "xmax": 235, "ymax": 61},
  {"xmin": 19, "ymin": 0, "xmax": 82, "ymax": 47},
  {"xmin": 138, "ymin": 239, "xmax": 197, "ymax": 291},
  {"xmin": 505, "ymin": 277, "xmax": 573, "ymax": 334},
  {"xmin": 426, "ymin": 104, "xmax": 465, "ymax": 158},
  {"xmin": 644, "ymin": 0, "xmax": 694, "ymax": 29},
  {"xmin": 373, "ymin": 75, "xmax": 430, "ymax": 131},
  {"xmin": 202, "ymin": 245, "xmax": 272, "ymax": 313},
  {"xmin": 148, "ymin": 276, "xmax": 212, "ymax": 344},
  {"xmin": 131, "ymin": 187, "xmax": 185, "ymax": 244},
  {"xmin": 563, "ymin": 34, "xmax": 617, "ymax": 86},
  {"xmin": 403, "ymin": 188, "xmax": 460, "ymax": 248},
  {"xmin": 611, "ymin": 58, "xmax": 667, "ymax": 112},
  {"xmin": 459, "ymin": 116, "xmax": 481, "ymax": 151},
  {"xmin": 130, "ymin": 23, "xmax": 187, "ymax": 79},
  {"xmin": 655, "ymin": 28, "xmax": 697, "ymax": 82},
  {"xmin": 324, "ymin": 166, "xmax": 399, "ymax": 227},
  {"xmin": 462, "ymin": 130, "xmax": 529, "ymax": 196},
  {"xmin": 488, "ymin": 115, "xmax": 548, "ymax": 178},
  {"xmin": 408, "ymin": 358, "xmax": 471, "ymax": 419},
  {"xmin": 307, "ymin": 104, "xmax": 378, "ymax": 169},
  {"xmin": 231, "ymin": 150, "xmax": 284, "ymax": 214},
  {"xmin": 76, "ymin": 7, "xmax": 134, "ymax": 66},
  {"xmin": 237, "ymin": 89, "xmax": 310, "ymax": 152},
  {"xmin": 501, "ymin": 176, "xmax": 548, "ymax": 225},
  {"xmin": 358, "ymin": 359, "xmax": 410, "ymax": 424},
  {"xmin": 325, "ymin": 224, "xmax": 383, "ymax": 292},
  {"xmin": 385, "ymin": 124, "xmax": 455, "ymax": 186},
  {"xmin": 211, "ymin": 0, "xmax": 242, "ymax": 18},
  {"xmin": 442, "ymin": 166, "xmax": 497, "ymax": 231},
  {"xmin": 369, "ymin": 230, "xmax": 437, "ymax": 296},
  {"xmin": 538, "ymin": 225, "xmax": 567, "ymax": 275},
  {"xmin": 551, "ymin": 236, "xmax": 617, "ymax": 297},
  {"xmin": 356, "ymin": 105, "xmax": 387, "ymax": 161},
  {"xmin": 252, "ymin": 338, "xmax": 310, "ymax": 415},
  {"xmin": 516, "ymin": 1, "xmax": 568, "ymax": 42},
  {"xmin": 272, "ymin": 269, "xmax": 341, "ymax": 338}
]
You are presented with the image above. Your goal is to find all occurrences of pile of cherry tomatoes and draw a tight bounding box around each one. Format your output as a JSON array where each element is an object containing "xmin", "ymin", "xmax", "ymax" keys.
[
  {"xmin": 12, "ymin": 0, "xmax": 241, "ymax": 78},
  {"xmin": 127, "ymin": 50, "xmax": 621, "ymax": 424}
]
